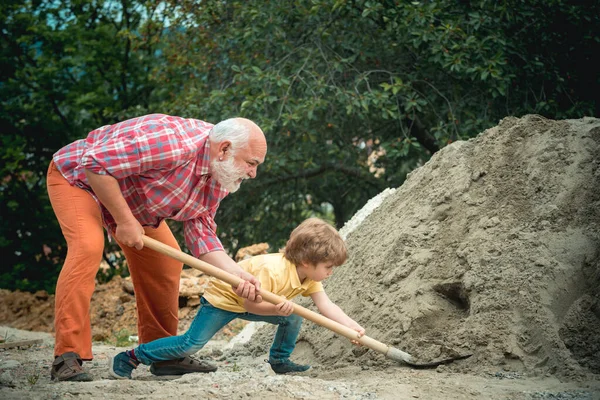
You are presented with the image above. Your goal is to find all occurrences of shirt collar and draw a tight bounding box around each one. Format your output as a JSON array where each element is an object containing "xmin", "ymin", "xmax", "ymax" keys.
[
  {"xmin": 195, "ymin": 137, "xmax": 211, "ymax": 176},
  {"xmin": 285, "ymin": 255, "xmax": 310, "ymax": 290}
]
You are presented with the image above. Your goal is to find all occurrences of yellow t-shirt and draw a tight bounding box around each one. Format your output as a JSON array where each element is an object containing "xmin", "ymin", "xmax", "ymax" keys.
[{"xmin": 202, "ymin": 253, "xmax": 324, "ymax": 313}]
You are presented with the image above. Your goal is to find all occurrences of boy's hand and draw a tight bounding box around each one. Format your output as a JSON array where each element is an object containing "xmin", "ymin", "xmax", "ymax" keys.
[
  {"xmin": 349, "ymin": 325, "xmax": 366, "ymax": 346},
  {"xmin": 275, "ymin": 299, "xmax": 294, "ymax": 316}
]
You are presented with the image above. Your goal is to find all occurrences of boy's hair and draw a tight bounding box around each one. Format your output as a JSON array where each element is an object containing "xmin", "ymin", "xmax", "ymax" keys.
[{"xmin": 283, "ymin": 218, "xmax": 347, "ymax": 267}]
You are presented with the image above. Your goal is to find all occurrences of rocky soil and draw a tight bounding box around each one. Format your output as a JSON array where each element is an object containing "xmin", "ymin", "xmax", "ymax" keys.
[{"xmin": 1, "ymin": 326, "xmax": 598, "ymax": 399}]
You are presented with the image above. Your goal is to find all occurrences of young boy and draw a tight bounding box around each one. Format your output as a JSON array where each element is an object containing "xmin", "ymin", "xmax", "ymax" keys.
[{"xmin": 109, "ymin": 217, "xmax": 365, "ymax": 379}]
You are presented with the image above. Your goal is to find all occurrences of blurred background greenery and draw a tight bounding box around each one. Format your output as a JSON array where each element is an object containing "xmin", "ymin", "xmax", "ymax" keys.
[{"xmin": 1, "ymin": 0, "xmax": 598, "ymax": 292}]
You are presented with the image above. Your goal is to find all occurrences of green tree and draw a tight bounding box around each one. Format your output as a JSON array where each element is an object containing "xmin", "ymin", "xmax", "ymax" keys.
[
  {"xmin": 156, "ymin": 0, "xmax": 597, "ymax": 253},
  {"xmin": 2, "ymin": 0, "xmax": 597, "ymax": 291},
  {"xmin": 0, "ymin": 0, "xmax": 172, "ymax": 292}
]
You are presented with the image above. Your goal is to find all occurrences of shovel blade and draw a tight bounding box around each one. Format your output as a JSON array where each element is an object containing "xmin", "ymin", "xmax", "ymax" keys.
[{"xmin": 403, "ymin": 353, "xmax": 472, "ymax": 369}]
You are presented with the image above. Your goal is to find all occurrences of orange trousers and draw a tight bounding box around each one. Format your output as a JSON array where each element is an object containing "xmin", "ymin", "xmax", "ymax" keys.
[{"xmin": 46, "ymin": 161, "xmax": 183, "ymax": 360}]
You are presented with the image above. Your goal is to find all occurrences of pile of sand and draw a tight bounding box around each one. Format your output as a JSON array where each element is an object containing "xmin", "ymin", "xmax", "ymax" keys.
[{"xmin": 246, "ymin": 115, "xmax": 600, "ymax": 380}]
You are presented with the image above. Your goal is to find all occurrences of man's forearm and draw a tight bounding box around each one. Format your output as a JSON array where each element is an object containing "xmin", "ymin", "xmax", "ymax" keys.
[
  {"xmin": 84, "ymin": 169, "xmax": 135, "ymax": 224},
  {"xmin": 200, "ymin": 250, "xmax": 261, "ymax": 302},
  {"xmin": 198, "ymin": 250, "xmax": 244, "ymax": 277}
]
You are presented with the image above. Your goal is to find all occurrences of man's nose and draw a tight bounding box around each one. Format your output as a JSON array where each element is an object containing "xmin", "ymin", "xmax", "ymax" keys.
[{"xmin": 247, "ymin": 166, "xmax": 257, "ymax": 179}]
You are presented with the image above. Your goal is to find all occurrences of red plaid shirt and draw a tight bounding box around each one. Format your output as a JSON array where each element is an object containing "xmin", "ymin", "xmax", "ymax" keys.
[{"xmin": 52, "ymin": 114, "xmax": 229, "ymax": 256}]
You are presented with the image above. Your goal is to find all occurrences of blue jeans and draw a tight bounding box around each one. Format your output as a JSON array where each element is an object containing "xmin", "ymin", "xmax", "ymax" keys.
[{"xmin": 134, "ymin": 297, "xmax": 303, "ymax": 365}]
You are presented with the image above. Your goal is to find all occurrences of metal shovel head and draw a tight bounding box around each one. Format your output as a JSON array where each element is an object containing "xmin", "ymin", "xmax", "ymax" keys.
[
  {"xmin": 386, "ymin": 346, "xmax": 472, "ymax": 369},
  {"xmin": 403, "ymin": 353, "xmax": 472, "ymax": 369}
]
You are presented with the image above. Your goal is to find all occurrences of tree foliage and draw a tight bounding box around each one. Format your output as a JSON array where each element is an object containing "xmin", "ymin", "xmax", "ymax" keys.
[
  {"xmin": 157, "ymin": 0, "xmax": 598, "ymax": 252},
  {"xmin": 1, "ymin": 0, "xmax": 597, "ymax": 292},
  {"xmin": 1, "ymin": 0, "xmax": 172, "ymax": 291}
]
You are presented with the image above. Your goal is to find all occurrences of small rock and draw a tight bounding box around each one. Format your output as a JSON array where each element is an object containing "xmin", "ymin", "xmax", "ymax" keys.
[
  {"xmin": 119, "ymin": 294, "xmax": 132, "ymax": 303},
  {"xmin": 34, "ymin": 290, "xmax": 49, "ymax": 300},
  {"xmin": 235, "ymin": 243, "xmax": 269, "ymax": 261},
  {"xmin": 0, "ymin": 370, "xmax": 14, "ymax": 386},
  {"xmin": 187, "ymin": 296, "xmax": 201, "ymax": 307},
  {"xmin": 122, "ymin": 280, "xmax": 135, "ymax": 295},
  {"xmin": 179, "ymin": 307, "xmax": 191, "ymax": 319}
]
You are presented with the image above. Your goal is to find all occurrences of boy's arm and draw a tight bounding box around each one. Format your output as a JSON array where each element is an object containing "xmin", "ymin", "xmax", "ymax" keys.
[
  {"xmin": 310, "ymin": 291, "xmax": 365, "ymax": 336},
  {"xmin": 243, "ymin": 298, "xmax": 294, "ymax": 316}
]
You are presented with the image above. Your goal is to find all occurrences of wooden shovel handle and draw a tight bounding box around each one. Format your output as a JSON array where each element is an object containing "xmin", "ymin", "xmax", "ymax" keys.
[{"xmin": 141, "ymin": 235, "xmax": 391, "ymax": 355}]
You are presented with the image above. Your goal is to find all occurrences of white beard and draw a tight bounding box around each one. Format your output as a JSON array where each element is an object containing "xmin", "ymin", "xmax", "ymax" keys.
[{"xmin": 210, "ymin": 157, "xmax": 246, "ymax": 193}]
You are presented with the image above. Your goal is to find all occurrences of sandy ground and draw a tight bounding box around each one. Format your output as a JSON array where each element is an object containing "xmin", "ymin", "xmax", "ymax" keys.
[{"xmin": 1, "ymin": 326, "xmax": 598, "ymax": 400}]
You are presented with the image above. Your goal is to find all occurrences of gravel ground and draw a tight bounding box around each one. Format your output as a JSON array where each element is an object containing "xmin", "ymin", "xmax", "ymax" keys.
[{"xmin": 1, "ymin": 327, "xmax": 599, "ymax": 400}]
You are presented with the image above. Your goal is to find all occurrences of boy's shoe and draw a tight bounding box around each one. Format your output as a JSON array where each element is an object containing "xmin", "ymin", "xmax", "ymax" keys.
[
  {"xmin": 109, "ymin": 351, "xmax": 140, "ymax": 380},
  {"xmin": 150, "ymin": 356, "xmax": 217, "ymax": 376},
  {"xmin": 268, "ymin": 358, "xmax": 311, "ymax": 374},
  {"xmin": 51, "ymin": 352, "xmax": 93, "ymax": 382}
]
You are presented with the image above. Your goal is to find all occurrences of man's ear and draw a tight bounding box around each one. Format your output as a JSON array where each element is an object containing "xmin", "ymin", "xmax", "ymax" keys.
[{"xmin": 218, "ymin": 140, "xmax": 232, "ymax": 158}]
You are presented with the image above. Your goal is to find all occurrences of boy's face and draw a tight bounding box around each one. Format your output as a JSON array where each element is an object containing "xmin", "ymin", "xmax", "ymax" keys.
[{"xmin": 301, "ymin": 261, "xmax": 336, "ymax": 282}]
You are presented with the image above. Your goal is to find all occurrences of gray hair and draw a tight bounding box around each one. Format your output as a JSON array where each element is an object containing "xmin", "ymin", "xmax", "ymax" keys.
[{"xmin": 209, "ymin": 118, "xmax": 251, "ymax": 155}]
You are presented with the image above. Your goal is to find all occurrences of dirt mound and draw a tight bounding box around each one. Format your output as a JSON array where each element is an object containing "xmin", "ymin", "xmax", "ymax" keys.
[
  {"xmin": 0, "ymin": 290, "xmax": 55, "ymax": 333},
  {"xmin": 0, "ymin": 277, "xmax": 141, "ymax": 342},
  {"xmin": 0, "ymin": 268, "xmax": 245, "ymax": 344},
  {"xmin": 248, "ymin": 115, "xmax": 600, "ymax": 379}
]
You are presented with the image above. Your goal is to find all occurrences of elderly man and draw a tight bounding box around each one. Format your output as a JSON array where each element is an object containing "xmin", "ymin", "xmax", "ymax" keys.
[{"xmin": 46, "ymin": 114, "xmax": 267, "ymax": 381}]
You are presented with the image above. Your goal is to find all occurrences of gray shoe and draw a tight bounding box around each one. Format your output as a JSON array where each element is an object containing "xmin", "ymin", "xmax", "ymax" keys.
[
  {"xmin": 268, "ymin": 358, "xmax": 310, "ymax": 374},
  {"xmin": 150, "ymin": 356, "xmax": 217, "ymax": 376},
  {"xmin": 50, "ymin": 352, "xmax": 93, "ymax": 382}
]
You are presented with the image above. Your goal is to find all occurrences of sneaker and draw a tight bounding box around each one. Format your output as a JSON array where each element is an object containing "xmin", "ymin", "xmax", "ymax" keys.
[
  {"xmin": 109, "ymin": 351, "xmax": 140, "ymax": 380},
  {"xmin": 150, "ymin": 356, "xmax": 217, "ymax": 376},
  {"xmin": 268, "ymin": 358, "xmax": 311, "ymax": 374},
  {"xmin": 50, "ymin": 352, "xmax": 93, "ymax": 382}
]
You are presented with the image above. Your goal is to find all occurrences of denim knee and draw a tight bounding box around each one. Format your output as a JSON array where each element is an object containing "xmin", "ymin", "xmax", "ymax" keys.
[
  {"xmin": 282, "ymin": 314, "xmax": 302, "ymax": 329},
  {"xmin": 180, "ymin": 335, "xmax": 207, "ymax": 356}
]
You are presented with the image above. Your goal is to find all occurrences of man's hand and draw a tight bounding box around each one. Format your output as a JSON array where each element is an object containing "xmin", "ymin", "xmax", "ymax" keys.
[
  {"xmin": 199, "ymin": 251, "xmax": 262, "ymax": 302},
  {"xmin": 84, "ymin": 170, "xmax": 141, "ymax": 248},
  {"xmin": 275, "ymin": 300, "xmax": 294, "ymax": 316},
  {"xmin": 233, "ymin": 271, "xmax": 263, "ymax": 303},
  {"xmin": 115, "ymin": 219, "xmax": 145, "ymax": 250}
]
